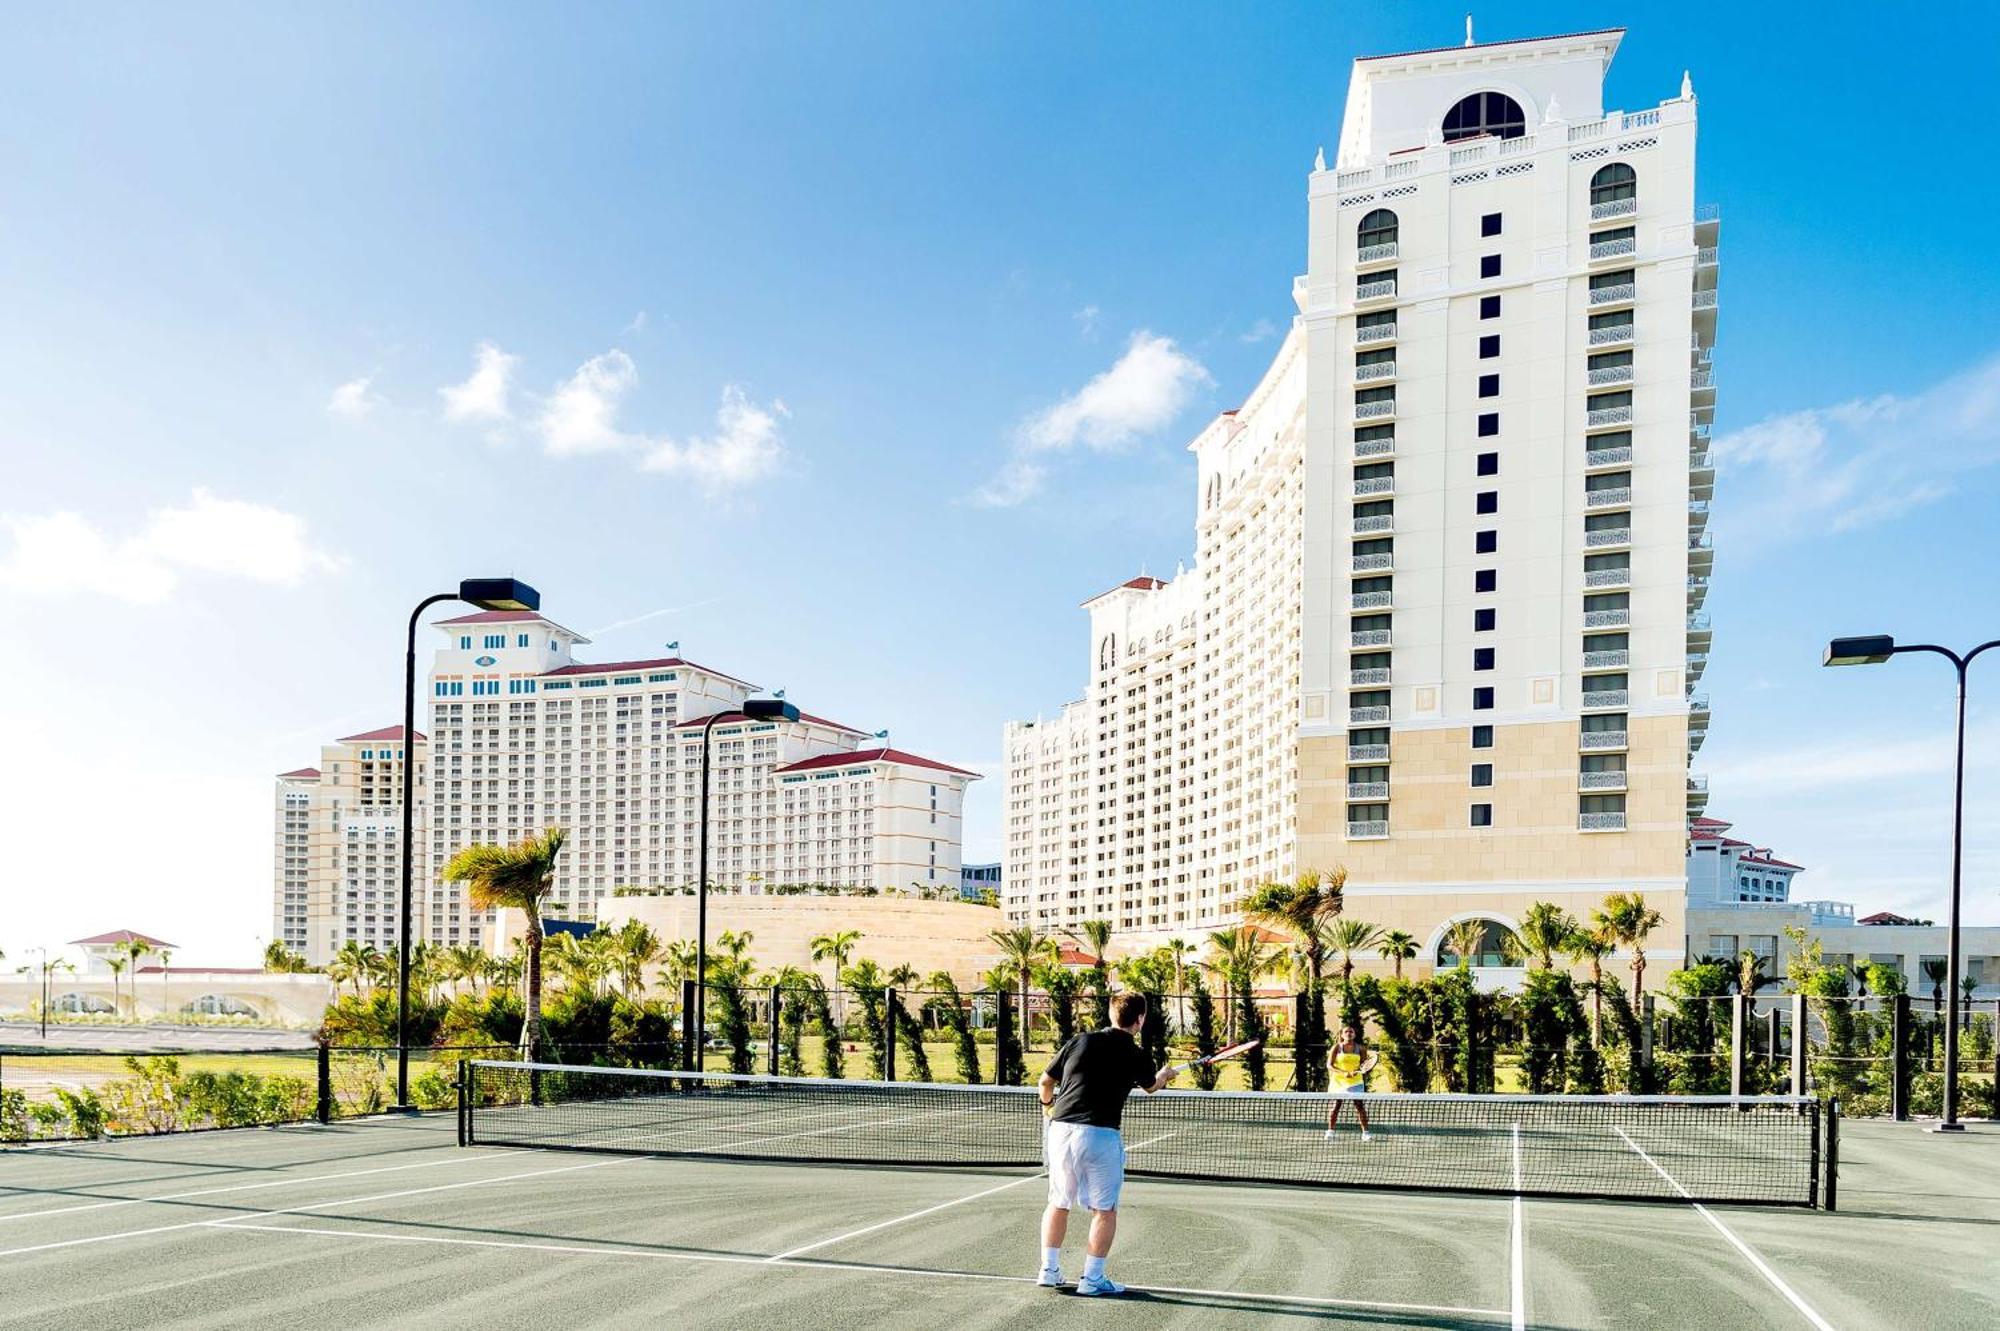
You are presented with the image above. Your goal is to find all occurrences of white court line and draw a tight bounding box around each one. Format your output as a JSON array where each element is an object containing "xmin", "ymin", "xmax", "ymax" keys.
[
  {"xmin": 1509, "ymin": 1122, "xmax": 1525, "ymax": 1331},
  {"xmin": 223, "ymin": 1218, "xmax": 1511, "ymax": 1318},
  {"xmin": 1613, "ymin": 1127, "xmax": 1834, "ymax": 1331},
  {"xmin": 0, "ymin": 1156, "xmax": 619, "ymax": 1261},
  {"xmin": 0, "ymin": 1153, "xmax": 513, "ymax": 1224}
]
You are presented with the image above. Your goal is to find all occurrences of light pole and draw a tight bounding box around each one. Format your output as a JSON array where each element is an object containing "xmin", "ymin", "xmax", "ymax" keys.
[
  {"xmin": 693, "ymin": 697, "xmax": 799, "ymax": 1052},
  {"xmin": 393, "ymin": 577, "xmax": 540, "ymax": 1112},
  {"xmin": 1824, "ymin": 633, "xmax": 2000, "ymax": 1132}
]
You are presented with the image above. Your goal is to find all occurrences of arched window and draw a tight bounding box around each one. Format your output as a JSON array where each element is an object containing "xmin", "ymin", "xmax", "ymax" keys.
[
  {"xmin": 1590, "ymin": 163, "xmax": 1637, "ymax": 204},
  {"xmin": 1099, "ymin": 634, "xmax": 1117, "ymax": 672},
  {"xmin": 1442, "ymin": 92, "xmax": 1526, "ymax": 143},
  {"xmin": 1437, "ymin": 918, "xmax": 1517, "ymax": 968},
  {"xmin": 1357, "ymin": 208, "xmax": 1399, "ymax": 251}
]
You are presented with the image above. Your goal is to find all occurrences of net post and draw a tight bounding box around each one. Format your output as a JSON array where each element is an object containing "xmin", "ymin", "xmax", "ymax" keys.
[
  {"xmin": 680, "ymin": 978, "xmax": 699, "ymax": 1073},
  {"xmin": 996, "ymin": 987, "xmax": 1016, "ymax": 1085},
  {"xmin": 768, "ymin": 986, "xmax": 783, "ymax": 1077},
  {"xmin": 1729, "ymin": 992, "xmax": 1747, "ymax": 1098},
  {"xmin": 316, "ymin": 1040, "xmax": 332, "ymax": 1125},
  {"xmin": 1890, "ymin": 992, "xmax": 1910, "ymax": 1122},
  {"xmin": 884, "ymin": 987, "xmax": 898, "ymax": 1083},
  {"xmin": 455, "ymin": 1058, "xmax": 469, "ymax": 1147},
  {"xmin": 1824, "ymin": 1098, "xmax": 1840, "ymax": 1212},
  {"xmin": 1790, "ymin": 993, "xmax": 1807, "ymax": 1095}
]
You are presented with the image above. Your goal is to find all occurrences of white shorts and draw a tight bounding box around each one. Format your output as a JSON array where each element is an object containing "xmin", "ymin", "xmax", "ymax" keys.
[{"xmin": 1045, "ymin": 1120, "xmax": 1125, "ymax": 1212}]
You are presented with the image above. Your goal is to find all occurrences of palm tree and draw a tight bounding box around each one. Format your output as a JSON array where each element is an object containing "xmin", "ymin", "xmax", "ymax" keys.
[
  {"xmin": 1594, "ymin": 892, "xmax": 1666, "ymax": 1004},
  {"xmin": 1242, "ymin": 868, "xmax": 1347, "ymax": 992},
  {"xmin": 659, "ymin": 939, "xmax": 699, "ymax": 989},
  {"xmin": 809, "ymin": 929, "xmax": 861, "ymax": 987},
  {"xmin": 1325, "ymin": 918, "xmax": 1380, "ymax": 990},
  {"xmin": 1204, "ymin": 926, "xmax": 1276, "ymax": 1043},
  {"xmin": 1074, "ymin": 919, "xmax": 1115, "ymax": 1023},
  {"xmin": 1376, "ymin": 929, "xmax": 1417, "ymax": 980},
  {"xmin": 1515, "ymin": 902, "xmax": 1579, "ymax": 970},
  {"xmin": 1443, "ymin": 919, "xmax": 1488, "ymax": 970},
  {"xmin": 106, "ymin": 955, "xmax": 128, "ymax": 1020},
  {"xmin": 1920, "ymin": 957, "xmax": 1948, "ymax": 1013},
  {"xmin": 612, "ymin": 921, "xmax": 662, "ymax": 998},
  {"xmin": 988, "ymin": 926, "xmax": 1052, "ymax": 1048},
  {"xmin": 1565, "ymin": 927, "xmax": 1614, "ymax": 1044},
  {"xmin": 1164, "ymin": 936, "xmax": 1197, "ymax": 1030},
  {"xmin": 1738, "ymin": 950, "xmax": 1775, "ymax": 999},
  {"xmin": 118, "ymin": 938, "xmax": 151, "ymax": 1018},
  {"xmin": 443, "ymin": 826, "xmax": 568, "ymax": 1061},
  {"xmin": 446, "ymin": 943, "xmax": 489, "ymax": 996},
  {"xmin": 327, "ymin": 941, "xmax": 376, "ymax": 997}
]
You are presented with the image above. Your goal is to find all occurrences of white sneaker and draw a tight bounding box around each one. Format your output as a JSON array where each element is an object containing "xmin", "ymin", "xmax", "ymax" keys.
[
  {"xmin": 1359, "ymin": 1130, "xmax": 1373, "ymax": 1143},
  {"xmin": 1323, "ymin": 1128, "xmax": 1337, "ymax": 1141},
  {"xmin": 1075, "ymin": 1275, "xmax": 1127, "ymax": 1297},
  {"xmin": 1036, "ymin": 1268, "xmax": 1065, "ymax": 1288}
]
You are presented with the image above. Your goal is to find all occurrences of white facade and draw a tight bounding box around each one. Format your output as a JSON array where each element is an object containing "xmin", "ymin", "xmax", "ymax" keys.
[
  {"xmin": 275, "ymin": 609, "xmax": 973, "ymax": 960},
  {"xmin": 1687, "ymin": 815, "xmax": 1802, "ymax": 906},
  {"xmin": 1008, "ymin": 27, "xmax": 1711, "ymax": 962}
]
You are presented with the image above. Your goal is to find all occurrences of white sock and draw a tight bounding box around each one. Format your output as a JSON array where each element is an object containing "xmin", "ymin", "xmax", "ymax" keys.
[
  {"xmin": 1042, "ymin": 1246, "xmax": 1062, "ymax": 1271},
  {"xmin": 1083, "ymin": 1255, "xmax": 1107, "ymax": 1281}
]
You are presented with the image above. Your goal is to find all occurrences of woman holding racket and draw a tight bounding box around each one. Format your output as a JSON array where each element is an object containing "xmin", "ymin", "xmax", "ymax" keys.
[{"xmin": 1324, "ymin": 1024, "xmax": 1378, "ymax": 1142}]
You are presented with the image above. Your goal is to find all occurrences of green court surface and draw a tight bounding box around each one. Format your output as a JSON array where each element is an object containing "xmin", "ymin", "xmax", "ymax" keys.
[{"xmin": 1, "ymin": 1113, "xmax": 1994, "ymax": 1329}]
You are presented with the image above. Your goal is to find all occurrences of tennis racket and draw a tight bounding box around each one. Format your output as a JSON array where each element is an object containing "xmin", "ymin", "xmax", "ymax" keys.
[{"xmin": 1168, "ymin": 1039, "xmax": 1261, "ymax": 1075}]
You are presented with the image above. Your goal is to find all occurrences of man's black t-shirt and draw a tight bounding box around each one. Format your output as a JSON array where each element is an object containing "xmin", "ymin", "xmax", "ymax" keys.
[{"xmin": 1043, "ymin": 1028, "xmax": 1157, "ymax": 1129}]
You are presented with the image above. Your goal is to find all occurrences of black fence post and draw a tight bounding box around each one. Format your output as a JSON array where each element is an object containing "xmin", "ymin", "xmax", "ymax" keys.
[
  {"xmin": 1766, "ymin": 1005, "xmax": 1782, "ymax": 1079},
  {"xmin": 680, "ymin": 978, "xmax": 699, "ymax": 1073},
  {"xmin": 996, "ymin": 988, "xmax": 1015, "ymax": 1085},
  {"xmin": 1791, "ymin": 993, "xmax": 1808, "ymax": 1096},
  {"xmin": 1824, "ymin": 1098, "xmax": 1840, "ymax": 1212},
  {"xmin": 1890, "ymin": 992, "xmax": 1910, "ymax": 1122},
  {"xmin": 1730, "ymin": 992, "xmax": 1747, "ymax": 1097},
  {"xmin": 884, "ymin": 988, "xmax": 899, "ymax": 1083},
  {"xmin": 1640, "ymin": 994, "xmax": 1655, "ymax": 1091},
  {"xmin": 456, "ymin": 1058, "xmax": 469, "ymax": 1146},
  {"xmin": 316, "ymin": 1041, "xmax": 332, "ymax": 1125},
  {"xmin": 768, "ymin": 986, "xmax": 783, "ymax": 1077}
]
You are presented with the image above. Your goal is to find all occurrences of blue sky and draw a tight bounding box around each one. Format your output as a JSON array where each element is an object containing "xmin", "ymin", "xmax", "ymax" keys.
[{"xmin": 3, "ymin": 3, "xmax": 1998, "ymax": 962}]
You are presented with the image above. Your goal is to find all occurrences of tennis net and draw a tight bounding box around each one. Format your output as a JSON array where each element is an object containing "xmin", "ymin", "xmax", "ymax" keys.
[{"xmin": 463, "ymin": 1061, "xmax": 1826, "ymax": 1207}]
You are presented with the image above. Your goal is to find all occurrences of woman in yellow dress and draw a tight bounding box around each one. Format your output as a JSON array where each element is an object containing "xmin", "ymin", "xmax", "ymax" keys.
[{"xmin": 1324, "ymin": 1024, "xmax": 1378, "ymax": 1142}]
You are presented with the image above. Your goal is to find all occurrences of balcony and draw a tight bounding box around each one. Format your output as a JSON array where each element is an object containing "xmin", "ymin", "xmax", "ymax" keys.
[
  {"xmin": 1349, "ymin": 706, "xmax": 1390, "ymax": 724},
  {"xmin": 1586, "ymin": 444, "xmax": 1633, "ymax": 470},
  {"xmin": 1693, "ymin": 288, "xmax": 1719, "ymax": 311},
  {"xmin": 1585, "ymin": 487, "xmax": 1632, "ymax": 510},
  {"xmin": 1355, "ymin": 360, "xmax": 1397, "ymax": 383},
  {"xmin": 1585, "ymin": 526, "xmax": 1632, "ymax": 549},
  {"xmin": 1589, "ymin": 282, "xmax": 1637, "ymax": 307},
  {"xmin": 1579, "ymin": 770, "xmax": 1627, "ymax": 791},
  {"xmin": 1346, "ymin": 782, "xmax": 1390, "ymax": 800},
  {"xmin": 1584, "ymin": 567, "xmax": 1631, "ymax": 589},
  {"xmin": 1583, "ymin": 649, "xmax": 1629, "ymax": 669},
  {"xmin": 1350, "ymin": 667, "xmax": 1391, "ymax": 686},
  {"xmin": 1690, "ymin": 368, "xmax": 1714, "ymax": 391},
  {"xmin": 1347, "ymin": 744, "xmax": 1390, "ymax": 762},
  {"xmin": 1355, "ymin": 436, "xmax": 1395, "ymax": 458},
  {"xmin": 1688, "ymin": 575, "xmax": 1711, "ymax": 608},
  {"xmin": 1580, "ymin": 730, "xmax": 1629, "ymax": 752},
  {"xmin": 1697, "ymin": 246, "xmax": 1718, "ymax": 269},
  {"xmin": 1351, "ymin": 590, "xmax": 1393, "ymax": 610},
  {"xmin": 1584, "ymin": 608, "xmax": 1631, "ymax": 629},
  {"xmin": 1355, "ymin": 399, "xmax": 1396, "ymax": 421},
  {"xmin": 1579, "ymin": 811, "xmax": 1629, "ymax": 831},
  {"xmin": 1346, "ymin": 820, "xmax": 1389, "ymax": 840},
  {"xmin": 1589, "ymin": 236, "xmax": 1637, "ymax": 262},
  {"xmin": 1590, "ymin": 197, "xmax": 1639, "ymax": 222},
  {"xmin": 1353, "ymin": 475, "xmax": 1396, "ymax": 497},
  {"xmin": 1350, "ymin": 629, "xmax": 1393, "ymax": 648},
  {"xmin": 1689, "ymin": 694, "xmax": 1711, "ymax": 718},
  {"xmin": 1587, "ymin": 405, "xmax": 1634, "ymax": 428},
  {"xmin": 1582, "ymin": 689, "xmax": 1629, "ymax": 710},
  {"xmin": 1588, "ymin": 364, "xmax": 1635, "ymax": 387},
  {"xmin": 1357, "ymin": 242, "xmax": 1399, "ymax": 267},
  {"xmin": 1588, "ymin": 323, "xmax": 1635, "ymax": 347},
  {"xmin": 1356, "ymin": 321, "xmax": 1397, "ymax": 345},
  {"xmin": 1352, "ymin": 552, "xmax": 1393, "ymax": 572},
  {"xmin": 1354, "ymin": 514, "xmax": 1395, "ymax": 534},
  {"xmin": 1686, "ymin": 651, "xmax": 1709, "ymax": 682},
  {"xmin": 1356, "ymin": 279, "xmax": 1398, "ymax": 304}
]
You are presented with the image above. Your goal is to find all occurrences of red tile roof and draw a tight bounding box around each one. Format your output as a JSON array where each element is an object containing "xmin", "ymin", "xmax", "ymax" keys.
[
  {"xmin": 436, "ymin": 609, "xmax": 545, "ymax": 625},
  {"xmin": 1082, "ymin": 575, "xmax": 1168, "ymax": 606},
  {"xmin": 70, "ymin": 930, "xmax": 175, "ymax": 948},
  {"xmin": 277, "ymin": 767, "xmax": 321, "ymax": 779},
  {"xmin": 1858, "ymin": 911, "xmax": 1922, "ymax": 926},
  {"xmin": 1692, "ymin": 817, "xmax": 1731, "ymax": 829},
  {"xmin": 1740, "ymin": 856, "xmax": 1803, "ymax": 871},
  {"xmin": 777, "ymin": 748, "xmax": 981, "ymax": 779},
  {"xmin": 675, "ymin": 708, "xmax": 867, "ymax": 735},
  {"xmin": 542, "ymin": 657, "xmax": 754, "ymax": 688},
  {"xmin": 338, "ymin": 725, "xmax": 424, "ymax": 744}
]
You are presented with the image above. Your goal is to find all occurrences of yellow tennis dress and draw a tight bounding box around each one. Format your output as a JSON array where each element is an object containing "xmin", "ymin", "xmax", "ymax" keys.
[{"xmin": 1331, "ymin": 1049, "xmax": 1365, "ymax": 1094}]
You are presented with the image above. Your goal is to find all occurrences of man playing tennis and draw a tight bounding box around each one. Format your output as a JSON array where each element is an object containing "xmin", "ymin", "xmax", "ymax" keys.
[
  {"xmin": 1036, "ymin": 992, "xmax": 1174, "ymax": 1296},
  {"xmin": 1325, "ymin": 1023, "xmax": 1378, "ymax": 1142}
]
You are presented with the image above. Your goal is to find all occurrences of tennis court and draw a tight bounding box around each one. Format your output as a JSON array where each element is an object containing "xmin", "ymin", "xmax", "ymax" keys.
[{"xmin": 1, "ymin": 1085, "xmax": 1994, "ymax": 1329}]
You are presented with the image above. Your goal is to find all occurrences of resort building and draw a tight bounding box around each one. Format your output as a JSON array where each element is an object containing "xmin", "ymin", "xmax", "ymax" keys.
[
  {"xmin": 1006, "ymin": 26, "xmax": 1714, "ymax": 973},
  {"xmin": 276, "ymin": 609, "xmax": 973, "ymax": 962}
]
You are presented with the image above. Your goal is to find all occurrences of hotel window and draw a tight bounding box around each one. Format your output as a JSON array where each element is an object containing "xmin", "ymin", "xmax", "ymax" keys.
[
  {"xmin": 1470, "ymin": 803, "xmax": 1494, "ymax": 827},
  {"xmin": 1478, "ymin": 375, "xmax": 1500, "ymax": 399},
  {"xmin": 1475, "ymin": 530, "xmax": 1498, "ymax": 554},
  {"xmin": 1474, "ymin": 608, "xmax": 1496, "ymax": 632},
  {"xmin": 1442, "ymin": 91, "xmax": 1526, "ymax": 142},
  {"xmin": 1357, "ymin": 208, "xmax": 1398, "ymax": 250},
  {"xmin": 1470, "ymin": 764, "xmax": 1493, "ymax": 788},
  {"xmin": 1474, "ymin": 569, "xmax": 1497, "ymax": 593},
  {"xmin": 517, "ymin": 634, "xmax": 530, "ymax": 647},
  {"xmin": 1481, "ymin": 212, "xmax": 1502, "ymax": 237},
  {"xmin": 1476, "ymin": 490, "xmax": 1498, "ymax": 515},
  {"xmin": 1479, "ymin": 334, "xmax": 1500, "ymax": 358},
  {"xmin": 1480, "ymin": 295, "xmax": 1501, "ymax": 319},
  {"xmin": 1471, "ymin": 725, "xmax": 1494, "ymax": 749},
  {"xmin": 1473, "ymin": 647, "xmax": 1495, "ymax": 671},
  {"xmin": 1590, "ymin": 162, "xmax": 1638, "ymax": 205},
  {"xmin": 1480, "ymin": 254, "xmax": 1501, "ymax": 279},
  {"xmin": 1477, "ymin": 452, "xmax": 1499, "ymax": 476},
  {"xmin": 1472, "ymin": 687, "xmax": 1495, "ymax": 710}
]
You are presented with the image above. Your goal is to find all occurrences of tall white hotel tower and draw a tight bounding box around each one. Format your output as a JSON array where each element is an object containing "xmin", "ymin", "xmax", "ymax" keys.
[{"xmin": 1005, "ymin": 28, "xmax": 1714, "ymax": 973}]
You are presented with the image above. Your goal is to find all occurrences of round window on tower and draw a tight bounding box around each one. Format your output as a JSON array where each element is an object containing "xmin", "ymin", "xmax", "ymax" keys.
[{"xmin": 1441, "ymin": 92, "xmax": 1526, "ymax": 143}]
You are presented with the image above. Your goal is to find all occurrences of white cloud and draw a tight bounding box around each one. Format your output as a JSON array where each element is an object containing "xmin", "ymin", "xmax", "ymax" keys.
[
  {"xmin": 1714, "ymin": 352, "xmax": 2000, "ymax": 546},
  {"xmin": 623, "ymin": 310, "xmax": 649, "ymax": 335},
  {"xmin": 1073, "ymin": 305, "xmax": 1101, "ymax": 339},
  {"xmin": 641, "ymin": 385, "xmax": 788, "ymax": 492},
  {"xmin": 440, "ymin": 342, "xmax": 519, "ymax": 424},
  {"xmin": 1240, "ymin": 317, "xmax": 1278, "ymax": 344},
  {"xmin": 538, "ymin": 350, "xmax": 641, "ymax": 456},
  {"xmin": 976, "ymin": 331, "xmax": 1210, "ymax": 506},
  {"xmin": 326, "ymin": 375, "xmax": 383, "ymax": 419},
  {"xmin": 0, "ymin": 489, "xmax": 343, "ymax": 604}
]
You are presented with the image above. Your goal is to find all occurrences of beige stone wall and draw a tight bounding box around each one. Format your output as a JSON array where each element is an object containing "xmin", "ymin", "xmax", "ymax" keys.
[
  {"xmin": 0, "ymin": 973, "xmax": 335, "ymax": 1027},
  {"xmin": 576, "ymin": 896, "xmax": 1009, "ymax": 989}
]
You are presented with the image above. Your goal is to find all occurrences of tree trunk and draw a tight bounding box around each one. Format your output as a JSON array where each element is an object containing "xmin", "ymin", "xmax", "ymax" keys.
[{"xmin": 522, "ymin": 912, "xmax": 545, "ymax": 1063}]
